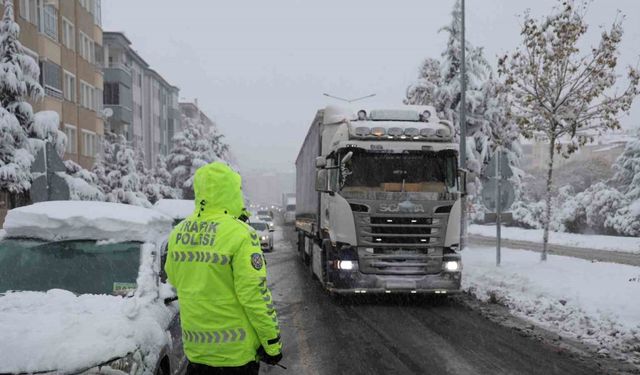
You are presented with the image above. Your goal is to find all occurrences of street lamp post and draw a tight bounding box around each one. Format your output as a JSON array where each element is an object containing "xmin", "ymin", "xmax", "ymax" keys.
[{"xmin": 459, "ymin": 0, "xmax": 468, "ymax": 251}]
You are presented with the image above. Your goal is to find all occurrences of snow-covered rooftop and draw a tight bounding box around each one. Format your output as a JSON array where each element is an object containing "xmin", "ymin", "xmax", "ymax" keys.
[
  {"xmin": 153, "ymin": 199, "xmax": 195, "ymax": 220},
  {"xmin": 3, "ymin": 201, "xmax": 173, "ymax": 243}
]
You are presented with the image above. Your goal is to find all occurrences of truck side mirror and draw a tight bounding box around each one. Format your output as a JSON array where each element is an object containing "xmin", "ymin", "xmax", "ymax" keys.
[
  {"xmin": 316, "ymin": 157, "xmax": 327, "ymax": 168},
  {"xmin": 458, "ymin": 169, "xmax": 468, "ymax": 196},
  {"xmin": 315, "ymin": 169, "xmax": 330, "ymax": 192}
]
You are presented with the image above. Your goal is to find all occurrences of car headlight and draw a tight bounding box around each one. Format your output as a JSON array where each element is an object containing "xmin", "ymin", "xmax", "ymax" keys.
[
  {"xmin": 84, "ymin": 352, "xmax": 143, "ymax": 375},
  {"xmin": 443, "ymin": 260, "xmax": 461, "ymax": 272},
  {"xmin": 261, "ymin": 236, "xmax": 268, "ymax": 241}
]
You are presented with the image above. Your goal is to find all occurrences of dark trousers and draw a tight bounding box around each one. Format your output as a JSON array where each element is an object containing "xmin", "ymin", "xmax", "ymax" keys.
[{"xmin": 187, "ymin": 361, "xmax": 260, "ymax": 375}]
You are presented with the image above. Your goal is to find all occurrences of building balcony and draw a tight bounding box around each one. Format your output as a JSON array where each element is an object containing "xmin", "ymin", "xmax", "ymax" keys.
[
  {"xmin": 105, "ymin": 104, "xmax": 133, "ymax": 126},
  {"xmin": 105, "ymin": 65, "xmax": 133, "ymax": 87}
]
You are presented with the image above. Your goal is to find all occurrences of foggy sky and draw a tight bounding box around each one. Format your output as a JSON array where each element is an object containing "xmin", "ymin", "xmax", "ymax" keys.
[{"xmin": 103, "ymin": 0, "xmax": 640, "ymax": 174}]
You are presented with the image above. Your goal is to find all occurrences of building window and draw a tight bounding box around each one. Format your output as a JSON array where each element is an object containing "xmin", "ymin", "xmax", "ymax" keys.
[
  {"xmin": 63, "ymin": 70, "xmax": 76, "ymax": 102},
  {"xmin": 62, "ymin": 18, "xmax": 75, "ymax": 50},
  {"xmin": 104, "ymin": 82, "xmax": 119, "ymax": 105},
  {"xmin": 94, "ymin": 88, "xmax": 103, "ymax": 113},
  {"xmin": 80, "ymin": 80, "xmax": 94, "ymax": 110},
  {"xmin": 43, "ymin": 4, "xmax": 58, "ymax": 41},
  {"xmin": 19, "ymin": 0, "xmax": 38, "ymax": 25},
  {"xmin": 94, "ymin": 0, "xmax": 102, "ymax": 26},
  {"xmin": 41, "ymin": 61, "xmax": 62, "ymax": 99},
  {"xmin": 64, "ymin": 124, "xmax": 77, "ymax": 154},
  {"xmin": 82, "ymin": 130, "xmax": 97, "ymax": 157},
  {"xmin": 79, "ymin": 32, "xmax": 95, "ymax": 64}
]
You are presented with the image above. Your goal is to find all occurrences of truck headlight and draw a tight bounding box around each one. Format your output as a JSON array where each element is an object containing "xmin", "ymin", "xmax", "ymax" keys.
[
  {"xmin": 337, "ymin": 260, "xmax": 355, "ymax": 270},
  {"xmin": 444, "ymin": 260, "xmax": 460, "ymax": 272}
]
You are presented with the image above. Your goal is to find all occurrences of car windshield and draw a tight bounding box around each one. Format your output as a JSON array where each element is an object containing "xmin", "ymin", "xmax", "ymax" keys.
[
  {"xmin": 250, "ymin": 222, "xmax": 269, "ymax": 231},
  {"xmin": 0, "ymin": 239, "xmax": 142, "ymax": 295},
  {"xmin": 340, "ymin": 150, "xmax": 458, "ymax": 193}
]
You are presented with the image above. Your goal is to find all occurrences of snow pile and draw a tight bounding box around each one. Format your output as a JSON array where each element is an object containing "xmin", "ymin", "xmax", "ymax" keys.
[
  {"xmin": 469, "ymin": 224, "xmax": 640, "ymax": 254},
  {"xmin": 153, "ymin": 199, "xmax": 194, "ymax": 220},
  {"xmin": 0, "ymin": 244, "xmax": 176, "ymax": 374},
  {"xmin": 463, "ymin": 246, "xmax": 640, "ymax": 363},
  {"xmin": 3, "ymin": 201, "xmax": 173, "ymax": 242}
]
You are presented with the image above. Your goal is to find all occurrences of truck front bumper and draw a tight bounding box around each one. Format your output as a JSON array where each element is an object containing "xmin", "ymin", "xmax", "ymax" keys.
[{"xmin": 326, "ymin": 270, "xmax": 461, "ymax": 295}]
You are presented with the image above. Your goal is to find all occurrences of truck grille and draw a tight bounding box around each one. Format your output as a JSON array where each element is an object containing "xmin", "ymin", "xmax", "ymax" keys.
[{"xmin": 361, "ymin": 216, "xmax": 439, "ymax": 246}]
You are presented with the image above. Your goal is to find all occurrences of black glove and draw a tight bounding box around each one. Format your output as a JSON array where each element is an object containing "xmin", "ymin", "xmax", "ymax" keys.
[{"xmin": 257, "ymin": 346, "xmax": 283, "ymax": 366}]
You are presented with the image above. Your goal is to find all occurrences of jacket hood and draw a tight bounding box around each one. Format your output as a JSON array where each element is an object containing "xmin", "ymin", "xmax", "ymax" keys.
[{"xmin": 193, "ymin": 162, "xmax": 245, "ymax": 218}]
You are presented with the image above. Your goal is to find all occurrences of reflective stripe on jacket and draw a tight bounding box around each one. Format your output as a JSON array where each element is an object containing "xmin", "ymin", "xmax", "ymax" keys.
[{"xmin": 165, "ymin": 162, "xmax": 281, "ymax": 367}]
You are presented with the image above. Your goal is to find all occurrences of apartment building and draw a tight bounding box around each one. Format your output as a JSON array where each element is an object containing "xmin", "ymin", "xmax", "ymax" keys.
[
  {"xmin": 103, "ymin": 31, "xmax": 179, "ymax": 168},
  {"xmin": 180, "ymin": 100, "xmax": 215, "ymax": 130},
  {"xmin": 13, "ymin": 0, "xmax": 104, "ymax": 169}
]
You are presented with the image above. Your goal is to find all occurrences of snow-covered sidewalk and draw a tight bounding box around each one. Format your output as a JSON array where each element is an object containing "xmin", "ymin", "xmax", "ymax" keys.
[
  {"xmin": 463, "ymin": 246, "xmax": 640, "ymax": 364},
  {"xmin": 469, "ymin": 224, "xmax": 640, "ymax": 254}
]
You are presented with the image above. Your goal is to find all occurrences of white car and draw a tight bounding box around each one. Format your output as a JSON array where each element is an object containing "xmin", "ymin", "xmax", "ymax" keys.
[
  {"xmin": 0, "ymin": 201, "xmax": 185, "ymax": 375},
  {"xmin": 249, "ymin": 220, "xmax": 274, "ymax": 252}
]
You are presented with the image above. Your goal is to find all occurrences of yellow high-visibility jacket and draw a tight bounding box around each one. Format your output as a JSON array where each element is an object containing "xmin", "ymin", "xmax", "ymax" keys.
[{"xmin": 165, "ymin": 162, "xmax": 281, "ymax": 367}]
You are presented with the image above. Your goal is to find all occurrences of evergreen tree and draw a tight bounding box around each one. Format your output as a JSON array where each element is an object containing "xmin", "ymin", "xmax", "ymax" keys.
[
  {"xmin": 144, "ymin": 155, "xmax": 178, "ymax": 204},
  {"xmin": 0, "ymin": 106, "xmax": 31, "ymax": 195},
  {"xmin": 0, "ymin": 0, "xmax": 43, "ymax": 132},
  {"xmin": 63, "ymin": 159, "xmax": 104, "ymax": 201},
  {"xmin": 92, "ymin": 132, "xmax": 151, "ymax": 207},
  {"xmin": 166, "ymin": 116, "xmax": 229, "ymax": 199}
]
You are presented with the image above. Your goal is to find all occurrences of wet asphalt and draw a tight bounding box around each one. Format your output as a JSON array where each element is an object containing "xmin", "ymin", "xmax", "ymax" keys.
[{"xmin": 260, "ymin": 226, "xmax": 611, "ymax": 375}]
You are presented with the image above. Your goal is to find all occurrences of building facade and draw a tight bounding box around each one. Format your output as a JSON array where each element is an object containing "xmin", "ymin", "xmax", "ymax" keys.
[
  {"xmin": 102, "ymin": 31, "xmax": 179, "ymax": 168},
  {"xmin": 13, "ymin": 0, "xmax": 104, "ymax": 169}
]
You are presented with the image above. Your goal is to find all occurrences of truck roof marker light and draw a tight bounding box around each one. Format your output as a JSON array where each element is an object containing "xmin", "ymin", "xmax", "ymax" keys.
[
  {"xmin": 420, "ymin": 239, "xmax": 428, "ymax": 242},
  {"xmin": 388, "ymin": 127, "xmax": 403, "ymax": 136},
  {"xmin": 375, "ymin": 238, "xmax": 382, "ymax": 242},
  {"xmin": 404, "ymin": 127, "xmax": 420, "ymax": 137},
  {"xmin": 355, "ymin": 126, "xmax": 371, "ymax": 136},
  {"xmin": 420, "ymin": 128, "xmax": 436, "ymax": 137},
  {"xmin": 371, "ymin": 127, "xmax": 385, "ymax": 137},
  {"xmin": 411, "ymin": 219, "xmax": 417, "ymax": 223},
  {"xmin": 385, "ymin": 290, "xmax": 391, "ymax": 294},
  {"xmin": 411, "ymin": 290, "xmax": 417, "ymax": 294},
  {"xmin": 386, "ymin": 219, "xmax": 393, "ymax": 223}
]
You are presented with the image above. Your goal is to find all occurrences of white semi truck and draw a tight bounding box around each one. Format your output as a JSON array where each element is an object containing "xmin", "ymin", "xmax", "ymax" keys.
[
  {"xmin": 282, "ymin": 193, "xmax": 296, "ymax": 225},
  {"xmin": 295, "ymin": 105, "xmax": 466, "ymax": 295}
]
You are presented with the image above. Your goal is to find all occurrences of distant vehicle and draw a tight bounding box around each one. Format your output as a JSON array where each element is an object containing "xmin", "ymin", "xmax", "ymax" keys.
[
  {"xmin": 257, "ymin": 209, "xmax": 273, "ymax": 219},
  {"xmin": 282, "ymin": 194, "xmax": 296, "ymax": 225},
  {"xmin": 0, "ymin": 201, "xmax": 185, "ymax": 375},
  {"xmin": 249, "ymin": 220, "xmax": 274, "ymax": 252},
  {"xmin": 154, "ymin": 199, "xmax": 195, "ymax": 226},
  {"xmin": 295, "ymin": 105, "xmax": 466, "ymax": 295}
]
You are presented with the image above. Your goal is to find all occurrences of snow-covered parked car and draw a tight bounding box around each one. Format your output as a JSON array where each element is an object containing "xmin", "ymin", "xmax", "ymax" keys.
[
  {"xmin": 249, "ymin": 219, "xmax": 274, "ymax": 252},
  {"xmin": 153, "ymin": 199, "xmax": 195, "ymax": 226},
  {"xmin": 0, "ymin": 201, "xmax": 185, "ymax": 375}
]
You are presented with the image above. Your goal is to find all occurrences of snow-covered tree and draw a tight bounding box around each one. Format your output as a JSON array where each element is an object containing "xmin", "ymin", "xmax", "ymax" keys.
[
  {"xmin": 166, "ymin": 115, "xmax": 229, "ymax": 199},
  {"xmin": 63, "ymin": 160, "xmax": 104, "ymax": 201},
  {"xmin": 0, "ymin": 106, "xmax": 31, "ymax": 195},
  {"xmin": 32, "ymin": 111, "xmax": 66, "ymax": 157},
  {"xmin": 0, "ymin": 0, "xmax": 43, "ymax": 132},
  {"xmin": 144, "ymin": 155, "xmax": 178, "ymax": 204},
  {"xmin": 93, "ymin": 132, "xmax": 151, "ymax": 207},
  {"xmin": 611, "ymin": 135, "xmax": 640, "ymax": 202},
  {"xmin": 497, "ymin": 1, "xmax": 640, "ymax": 259}
]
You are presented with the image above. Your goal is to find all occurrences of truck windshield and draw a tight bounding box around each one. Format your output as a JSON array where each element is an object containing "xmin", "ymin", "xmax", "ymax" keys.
[
  {"xmin": 0, "ymin": 239, "xmax": 142, "ymax": 295},
  {"xmin": 340, "ymin": 150, "xmax": 458, "ymax": 193}
]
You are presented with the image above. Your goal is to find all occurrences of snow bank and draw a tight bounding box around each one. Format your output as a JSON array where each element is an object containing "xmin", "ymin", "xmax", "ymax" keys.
[
  {"xmin": 469, "ymin": 224, "xmax": 640, "ymax": 254},
  {"xmin": 3, "ymin": 201, "xmax": 173, "ymax": 242},
  {"xmin": 153, "ymin": 199, "xmax": 195, "ymax": 220},
  {"xmin": 0, "ymin": 244, "xmax": 175, "ymax": 374},
  {"xmin": 463, "ymin": 247, "xmax": 640, "ymax": 363}
]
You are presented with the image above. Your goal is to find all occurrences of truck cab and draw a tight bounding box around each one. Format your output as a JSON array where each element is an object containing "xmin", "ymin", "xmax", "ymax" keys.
[{"xmin": 296, "ymin": 105, "xmax": 466, "ymax": 295}]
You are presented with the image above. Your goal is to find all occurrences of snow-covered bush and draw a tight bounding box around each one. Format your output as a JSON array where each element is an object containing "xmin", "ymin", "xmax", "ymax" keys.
[
  {"xmin": 510, "ymin": 200, "xmax": 545, "ymax": 229},
  {"xmin": 93, "ymin": 133, "xmax": 151, "ymax": 208},
  {"xmin": 166, "ymin": 116, "xmax": 229, "ymax": 199},
  {"xmin": 611, "ymin": 136, "xmax": 640, "ymax": 202}
]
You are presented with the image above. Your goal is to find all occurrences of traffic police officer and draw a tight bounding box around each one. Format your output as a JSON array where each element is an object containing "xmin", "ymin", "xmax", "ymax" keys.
[{"xmin": 165, "ymin": 162, "xmax": 282, "ymax": 374}]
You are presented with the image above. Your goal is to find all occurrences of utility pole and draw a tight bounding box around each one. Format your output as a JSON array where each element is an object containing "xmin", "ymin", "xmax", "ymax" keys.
[{"xmin": 459, "ymin": 0, "xmax": 468, "ymax": 250}]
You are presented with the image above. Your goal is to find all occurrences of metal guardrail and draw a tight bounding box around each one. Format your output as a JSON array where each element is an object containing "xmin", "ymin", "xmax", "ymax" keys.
[{"xmin": 468, "ymin": 234, "xmax": 640, "ymax": 267}]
